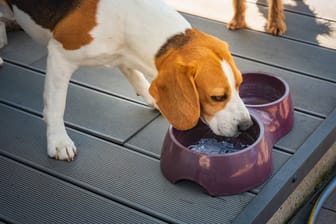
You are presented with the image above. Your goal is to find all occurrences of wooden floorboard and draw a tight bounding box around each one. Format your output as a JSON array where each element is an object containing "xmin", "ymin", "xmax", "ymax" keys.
[
  {"xmin": 185, "ymin": 14, "xmax": 336, "ymax": 82},
  {"xmin": 316, "ymin": 208, "xmax": 336, "ymax": 224},
  {"xmin": 0, "ymin": 32, "xmax": 46, "ymax": 65},
  {"xmin": 0, "ymin": 1, "xmax": 335, "ymax": 223},
  {"xmin": 0, "ymin": 64, "xmax": 159, "ymax": 144},
  {"xmin": 0, "ymin": 62, "xmax": 324, "ymax": 156},
  {"xmin": 0, "ymin": 104, "xmax": 254, "ymax": 224},
  {"xmin": 0, "ymin": 156, "xmax": 166, "ymax": 224},
  {"xmin": 256, "ymin": 0, "xmax": 336, "ymax": 21},
  {"xmin": 166, "ymin": 0, "xmax": 336, "ymax": 49},
  {"xmin": 235, "ymin": 57, "xmax": 336, "ymax": 118},
  {"xmin": 324, "ymin": 188, "xmax": 336, "ymax": 212},
  {"xmin": 3, "ymin": 31, "xmax": 335, "ymax": 118}
]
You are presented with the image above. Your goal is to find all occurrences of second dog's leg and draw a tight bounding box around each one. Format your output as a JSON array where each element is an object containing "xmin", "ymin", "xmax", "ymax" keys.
[
  {"xmin": 267, "ymin": 0, "xmax": 286, "ymax": 35},
  {"xmin": 44, "ymin": 40, "xmax": 78, "ymax": 161},
  {"xmin": 119, "ymin": 65, "xmax": 158, "ymax": 109},
  {"xmin": 227, "ymin": 0, "xmax": 247, "ymax": 30},
  {"xmin": 0, "ymin": 21, "xmax": 7, "ymax": 66}
]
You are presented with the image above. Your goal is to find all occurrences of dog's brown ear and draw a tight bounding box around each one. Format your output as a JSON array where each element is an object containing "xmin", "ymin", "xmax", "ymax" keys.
[
  {"xmin": 149, "ymin": 62, "xmax": 200, "ymax": 130},
  {"xmin": 193, "ymin": 28, "xmax": 243, "ymax": 87}
]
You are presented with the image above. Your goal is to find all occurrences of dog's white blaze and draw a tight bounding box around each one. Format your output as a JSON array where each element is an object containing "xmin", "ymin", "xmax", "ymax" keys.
[
  {"xmin": 12, "ymin": 6, "xmax": 51, "ymax": 45},
  {"xmin": 222, "ymin": 60, "xmax": 236, "ymax": 87},
  {"xmin": 207, "ymin": 60, "xmax": 251, "ymax": 136}
]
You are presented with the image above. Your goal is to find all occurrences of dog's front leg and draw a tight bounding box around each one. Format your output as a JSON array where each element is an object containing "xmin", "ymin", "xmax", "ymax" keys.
[
  {"xmin": 43, "ymin": 40, "xmax": 78, "ymax": 161},
  {"xmin": 119, "ymin": 65, "xmax": 158, "ymax": 109}
]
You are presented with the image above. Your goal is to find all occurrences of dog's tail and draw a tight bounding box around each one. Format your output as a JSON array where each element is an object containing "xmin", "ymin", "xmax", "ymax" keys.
[{"xmin": 0, "ymin": 0, "xmax": 14, "ymax": 19}]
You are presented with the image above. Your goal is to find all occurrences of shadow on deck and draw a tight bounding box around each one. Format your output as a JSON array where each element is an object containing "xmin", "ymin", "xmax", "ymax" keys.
[{"xmin": 0, "ymin": 0, "xmax": 335, "ymax": 223}]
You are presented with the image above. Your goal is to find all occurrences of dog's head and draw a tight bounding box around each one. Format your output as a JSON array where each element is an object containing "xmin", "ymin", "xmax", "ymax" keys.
[{"xmin": 150, "ymin": 29, "xmax": 252, "ymax": 137}]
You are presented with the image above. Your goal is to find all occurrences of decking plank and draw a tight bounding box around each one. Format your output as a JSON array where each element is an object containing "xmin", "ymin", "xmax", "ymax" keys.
[
  {"xmin": 72, "ymin": 67, "xmax": 146, "ymax": 104},
  {"xmin": 234, "ymin": 108, "xmax": 336, "ymax": 223},
  {"xmin": 124, "ymin": 113, "xmax": 320, "ymax": 194},
  {"xmin": 256, "ymin": 0, "xmax": 336, "ymax": 21},
  {"xmin": 258, "ymin": 5, "xmax": 335, "ymax": 49},
  {"xmin": 27, "ymin": 53, "xmax": 336, "ymax": 118},
  {"xmin": 185, "ymin": 14, "xmax": 336, "ymax": 82},
  {"xmin": 0, "ymin": 3, "xmax": 335, "ymax": 223},
  {"xmin": 0, "ymin": 63, "xmax": 158, "ymax": 143},
  {"xmin": 316, "ymin": 208, "xmax": 336, "ymax": 224},
  {"xmin": 0, "ymin": 56, "xmax": 327, "ymax": 155},
  {"xmin": 0, "ymin": 156, "xmax": 166, "ymax": 224},
  {"xmin": 125, "ymin": 116, "xmax": 293, "ymax": 192},
  {"xmin": 324, "ymin": 189, "xmax": 336, "ymax": 212},
  {"xmin": 2, "ymin": 31, "xmax": 335, "ymax": 116},
  {"xmin": 276, "ymin": 112, "xmax": 322, "ymax": 152},
  {"xmin": 0, "ymin": 104, "xmax": 255, "ymax": 224},
  {"xmin": 1, "ymin": 45, "xmax": 325, "ymax": 201},
  {"xmin": 126, "ymin": 110, "xmax": 322, "ymax": 157},
  {"xmin": 166, "ymin": 0, "xmax": 336, "ymax": 49},
  {"xmin": 235, "ymin": 57, "xmax": 336, "ymax": 118},
  {"xmin": 125, "ymin": 116, "xmax": 168, "ymax": 157},
  {"xmin": 1, "ymin": 31, "xmax": 46, "ymax": 65},
  {"xmin": 30, "ymin": 56, "xmax": 147, "ymax": 105}
]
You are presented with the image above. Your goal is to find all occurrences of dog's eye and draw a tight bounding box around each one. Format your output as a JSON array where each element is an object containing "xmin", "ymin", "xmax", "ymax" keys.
[{"xmin": 211, "ymin": 94, "xmax": 228, "ymax": 102}]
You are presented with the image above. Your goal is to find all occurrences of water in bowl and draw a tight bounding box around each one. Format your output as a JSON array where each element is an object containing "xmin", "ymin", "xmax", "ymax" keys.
[{"xmin": 188, "ymin": 132, "xmax": 255, "ymax": 155}]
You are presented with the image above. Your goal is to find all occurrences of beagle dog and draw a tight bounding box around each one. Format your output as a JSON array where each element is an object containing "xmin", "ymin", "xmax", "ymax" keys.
[
  {"xmin": 228, "ymin": 0, "xmax": 287, "ymax": 35},
  {"xmin": 1, "ymin": 0, "xmax": 252, "ymax": 161}
]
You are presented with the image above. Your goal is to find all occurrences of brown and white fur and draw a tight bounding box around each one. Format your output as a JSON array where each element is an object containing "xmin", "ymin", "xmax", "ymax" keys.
[
  {"xmin": 0, "ymin": 0, "xmax": 252, "ymax": 161},
  {"xmin": 228, "ymin": 0, "xmax": 287, "ymax": 35}
]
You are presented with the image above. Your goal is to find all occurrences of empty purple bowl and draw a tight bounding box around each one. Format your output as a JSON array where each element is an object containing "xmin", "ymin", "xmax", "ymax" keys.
[
  {"xmin": 160, "ymin": 72, "xmax": 294, "ymax": 196},
  {"xmin": 240, "ymin": 72, "xmax": 294, "ymax": 144}
]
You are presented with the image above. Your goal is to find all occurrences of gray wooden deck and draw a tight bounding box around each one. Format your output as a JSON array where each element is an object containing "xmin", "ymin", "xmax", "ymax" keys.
[{"xmin": 0, "ymin": 1, "xmax": 335, "ymax": 223}]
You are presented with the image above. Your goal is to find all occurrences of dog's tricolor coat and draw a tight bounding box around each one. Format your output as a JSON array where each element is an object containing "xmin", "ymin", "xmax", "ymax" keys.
[{"xmin": 1, "ymin": 0, "xmax": 252, "ymax": 161}]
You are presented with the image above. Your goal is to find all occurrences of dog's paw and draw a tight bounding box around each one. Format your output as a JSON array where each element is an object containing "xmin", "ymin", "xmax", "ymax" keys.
[
  {"xmin": 143, "ymin": 92, "xmax": 159, "ymax": 110},
  {"xmin": 267, "ymin": 20, "xmax": 287, "ymax": 36},
  {"xmin": 47, "ymin": 133, "xmax": 77, "ymax": 161},
  {"xmin": 0, "ymin": 57, "xmax": 3, "ymax": 66},
  {"xmin": 227, "ymin": 17, "xmax": 247, "ymax": 30}
]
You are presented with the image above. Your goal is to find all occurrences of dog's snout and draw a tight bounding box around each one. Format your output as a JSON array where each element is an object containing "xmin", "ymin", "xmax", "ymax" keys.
[{"xmin": 238, "ymin": 119, "xmax": 253, "ymax": 132}]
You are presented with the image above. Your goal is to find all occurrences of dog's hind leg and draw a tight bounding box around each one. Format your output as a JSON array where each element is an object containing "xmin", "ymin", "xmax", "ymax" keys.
[
  {"xmin": 227, "ymin": 0, "xmax": 247, "ymax": 30},
  {"xmin": 267, "ymin": 0, "xmax": 286, "ymax": 35},
  {"xmin": 43, "ymin": 39, "xmax": 78, "ymax": 161},
  {"xmin": 0, "ymin": 21, "xmax": 7, "ymax": 66},
  {"xmin": 119, "ymin": 65, "xmax": 158, "ymax": 109}
]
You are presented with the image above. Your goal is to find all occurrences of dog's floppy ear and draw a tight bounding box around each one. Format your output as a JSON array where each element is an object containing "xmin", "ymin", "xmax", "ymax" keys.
[{"xmin": 149, "ymin": 62, "xmax": 200, "ymax": 130}]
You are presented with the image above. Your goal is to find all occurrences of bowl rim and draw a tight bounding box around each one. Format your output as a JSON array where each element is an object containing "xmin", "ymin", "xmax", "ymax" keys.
[
  {"xmin": 241, "ymin": 72, "xmax": 290, "ymax": 108},
  {"xmin": 168, "ymin": 113, "xmax": 265, "ymax": 157}
]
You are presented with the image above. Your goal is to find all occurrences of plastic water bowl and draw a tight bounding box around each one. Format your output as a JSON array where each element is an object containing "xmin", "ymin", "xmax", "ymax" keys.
[{"xmin": 160, "ymin": 72, "xmax": 294, "ymax": 196}]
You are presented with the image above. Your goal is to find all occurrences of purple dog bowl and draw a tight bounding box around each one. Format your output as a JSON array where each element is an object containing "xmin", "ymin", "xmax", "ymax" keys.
[
  {"xmin": 160, "ymin": 72, "xmax": 294, "ymax": 196},
  {"xmin": 240, "ymin": 73, "xmax": 294, "ymax": 144}
]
